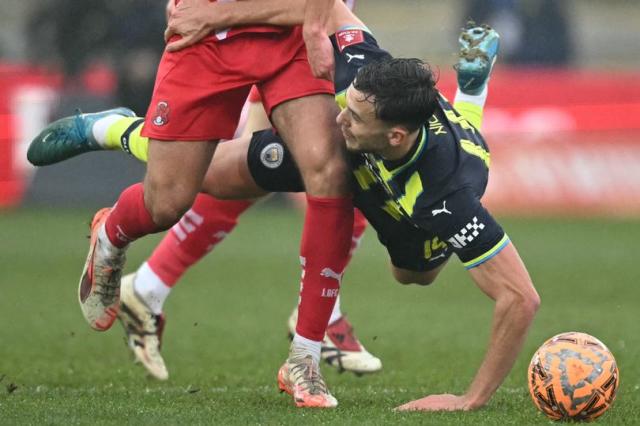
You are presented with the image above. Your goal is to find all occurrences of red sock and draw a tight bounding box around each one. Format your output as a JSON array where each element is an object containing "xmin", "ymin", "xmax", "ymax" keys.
[
  {"xmin": 296, "ymin": 195, "xmax": 354, "ymax": 341},
  {"xmin": 147, "ymin": 194, "xmax": 253, "ymax": 287},
  {"xmin": 105, "ymin": 183, "xmax": 160, "ymax": 248}
]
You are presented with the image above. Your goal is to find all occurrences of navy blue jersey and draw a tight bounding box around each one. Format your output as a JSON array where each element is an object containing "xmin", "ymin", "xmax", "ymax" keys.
[
  {"xmin": 247, "ymin": 32, "xmax": 509, "ymax": 272},
  {"xmin": 349, "ymin": 95, "xmax": 506, "ymax": 270}
]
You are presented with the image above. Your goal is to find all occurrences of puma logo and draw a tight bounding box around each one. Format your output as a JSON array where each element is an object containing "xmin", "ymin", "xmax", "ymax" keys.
[
  {"xmin": 320, "ymin": 267, "xmax": 343, "ymax": 283},
  {"xmin": 431, "ymin": 200, "xmax": 452, "ymax": 216},
  {"xmin": 346, "ymin": 53, "xmax": 365, "ymax": 63}
]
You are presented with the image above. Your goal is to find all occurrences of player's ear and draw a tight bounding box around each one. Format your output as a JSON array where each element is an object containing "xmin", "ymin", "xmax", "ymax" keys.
[{"xmin": 387, "ymin": 126, "xmax": 409, "ymax": 147}]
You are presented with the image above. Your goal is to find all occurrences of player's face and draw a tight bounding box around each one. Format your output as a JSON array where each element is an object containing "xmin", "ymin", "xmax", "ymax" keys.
[{"xmin": 337, "ymin": 86, "xmax": 392, "ymax": 154}]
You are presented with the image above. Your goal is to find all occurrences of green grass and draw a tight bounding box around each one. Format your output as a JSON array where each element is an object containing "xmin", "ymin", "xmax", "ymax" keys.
[{"xmin": 1, "ymin": 207, "xmax": 638, "ymax": 424}]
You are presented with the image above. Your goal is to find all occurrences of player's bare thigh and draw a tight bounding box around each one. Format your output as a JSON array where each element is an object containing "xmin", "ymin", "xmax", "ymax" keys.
[
  {"xmin": 391, "ymin": 262, "xmax": 448, "ymax": 286},
  {"xmin": 145, "ymin": 139, "xmax": 218, "ymax": 227},
  {"xmin": 202, "ymin": 135, "xmax": 269, "ymax": 200},
  {"xmin": 270, "ymin": 94, "xmax": 350, "ymax": 197}
]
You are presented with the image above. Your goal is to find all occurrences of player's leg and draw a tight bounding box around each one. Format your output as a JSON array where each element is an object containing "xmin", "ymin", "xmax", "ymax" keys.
[
  {"xmin": 78, "ymin": 34, "xmax": 251, "ymax": 331},
  {"xmin": 145, "ymin": 141, "xmax": 218, "ymax": 226},
  {"xmin": 27, "ymin": 108, "xmax": 137, "ymax": 166},
  {"xmin": 212, "ymin": 128, "xmax": 381, "ymax": 374},
  {"xmin": 248, "ymin": 30, "xmax": 351, "ymax": 404},
  {"xmin": 103, "ymin": 99, "xmax": 263, "ymax": 378},
  {"xmin": 118, "ymin": 135, "xmax": 264, "ymax": 380},
  {"xmin": 269, "ymin": 97, "xmax": 352, "ymax": 408},
  {"xmin": 79, "ymin": 139, "xmax": 217, "ymax": 331},
  {"xmin": 118, "ymin": 193, "xmax": 254, "ymax": 379},
  {"xmin": 124, "ymin": 94, "xmax": 266, "ymax": 336},
  {"xmin": 455, "ymin": 21, "xmax": 500, "ymax": 96},
  {"xmin": 286, "ymin": 207, "xmax": 381, "ymax": 374},
  {"xmin": 201, "ymin": 137, "xmax": 270, "ymax": 200},
  {"xmin": 391, "ymin": 263, "xmax": 448, "ymax": 286},
  {"xmin": 115, "ymin": 86, "xmax": 271, "ymax": 378},
  {"xmin": 320, "ymin": 208, "xmax": 382, "ymax": 373},
  {"xmin": 185, "ymin": 94, "xmax": 379, "ymax": 375},
  {"xmin": 381, "ymin": 224, "xmax": 452, "ymax": 287},
  {"xmin": 453, "ymin": 22, "xmax": 500, "ymax": 129},
  {"xmin": 271, "ymin": 95, "xmax": 353, "ymax": 332},
  {"xmin": 209, "ymin": 126, "xmax": 382, "ymax": 376}
]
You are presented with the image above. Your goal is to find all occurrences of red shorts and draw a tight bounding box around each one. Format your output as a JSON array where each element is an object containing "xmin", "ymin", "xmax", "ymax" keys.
[{"xmin": 142, "ymin": 27, "xmax": 334, "ymax": 141}]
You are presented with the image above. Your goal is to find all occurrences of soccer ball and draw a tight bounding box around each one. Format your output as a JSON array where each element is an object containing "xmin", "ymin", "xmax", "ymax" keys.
[{"xmin": 527, "ymin": 332, "xmax": 619, "ymax": 421}]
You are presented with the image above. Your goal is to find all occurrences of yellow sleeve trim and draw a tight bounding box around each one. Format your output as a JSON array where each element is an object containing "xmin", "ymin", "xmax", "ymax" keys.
[{"xmin": 463, "ymin": 234, "xmax": 510, "ymax": 269}]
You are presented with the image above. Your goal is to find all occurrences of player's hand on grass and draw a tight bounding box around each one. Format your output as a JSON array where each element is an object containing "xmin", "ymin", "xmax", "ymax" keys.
[
  {"xmin": 303, "ymin": 30, "xmax": 335, "ymax": 81},
  {"xmin": 165, "ymin": 0, "xmax": 215, "ymax": 52},
  {"xmin": 395, "ymin": 393, "xmax": 478, "ymax": 412}
]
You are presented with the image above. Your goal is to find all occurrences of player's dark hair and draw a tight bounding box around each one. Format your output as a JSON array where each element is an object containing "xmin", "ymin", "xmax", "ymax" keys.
[{"xmin": 353, "ymin": 58, "xmax": 439, "ymax": 132}]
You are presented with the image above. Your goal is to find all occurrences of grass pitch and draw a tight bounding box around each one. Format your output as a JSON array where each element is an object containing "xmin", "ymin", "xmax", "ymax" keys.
[{"xmin": 1, "ymin": 206, "xmax": 638, "ymax": 424}]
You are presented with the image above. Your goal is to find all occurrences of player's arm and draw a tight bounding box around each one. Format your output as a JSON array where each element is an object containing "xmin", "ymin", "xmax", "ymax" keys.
[
  {"xmin": 165, "ymin": 0, "xmax": 309, "ymax": 52},
  {"xmin": 303, "ymin": 0, "xmax": 336, "ymax": 81},
  {"xmin": 397, "ymin": 242, "xmax": 540, "ymax": 411}
]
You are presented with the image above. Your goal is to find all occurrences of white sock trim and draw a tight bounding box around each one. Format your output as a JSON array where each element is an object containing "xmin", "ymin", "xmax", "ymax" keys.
[
  {"xmin": 97, "ymin": 222, "xmax": 125, "ymax": 254},
  {"xmin": 291, "ymin": 333, "xmax": 322, "ymax": 364},
  {"xmin": 92, "ymin": 115, "xmax": 123, "ymax": 148},
  {"xmin": 133, "ymin": 262, "xmax": 171, "ymax": 315},
  {"xmin": 454, "ymin": 85, "xmax": 489, "ymax": 107}
]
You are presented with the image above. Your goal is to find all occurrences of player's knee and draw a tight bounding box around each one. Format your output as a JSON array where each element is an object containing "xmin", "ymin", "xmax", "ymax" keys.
[
  {"xmin": 302, "ymin": 158, "xmax": 351, "ymax": 196},
  {"xmin": 147, "ymin": 198, "xmax": 190, "ymax": 229},
  {"xmin": 144, "ymin": 185, "xmax": 194, "ymax": 229}
]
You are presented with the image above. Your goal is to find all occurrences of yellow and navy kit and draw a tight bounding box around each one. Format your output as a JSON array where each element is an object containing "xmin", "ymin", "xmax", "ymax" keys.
[
  {"xmin": 349, "ymin": 95, "xmax": 508, "ymax": 271},
  {"xmin": 247, "ymin": 31, "xmax": 509, "ymax": 272}
]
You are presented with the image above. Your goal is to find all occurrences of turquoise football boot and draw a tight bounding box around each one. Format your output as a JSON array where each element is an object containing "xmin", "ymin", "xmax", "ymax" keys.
[
  {"xmin": 455, "ymin": 22, "xmax": 500, "ymax": 95},
  {"xmin": 27, "ymin": 107, "xmax": 135, "ymax": 166}
]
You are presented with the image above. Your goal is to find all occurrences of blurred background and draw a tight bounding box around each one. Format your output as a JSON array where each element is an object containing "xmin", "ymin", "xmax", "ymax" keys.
[{"xmin": 1, "ymin": 0, "xmax": 639, "ymax": 213}]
